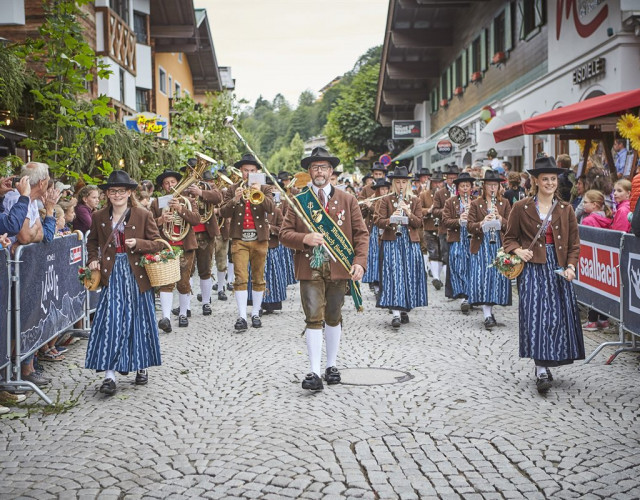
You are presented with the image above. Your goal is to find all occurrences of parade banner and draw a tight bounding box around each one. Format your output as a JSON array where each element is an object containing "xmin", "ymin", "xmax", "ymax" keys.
[
  {"xmin": 0, "ymin": 249, "xmax": 10, "ymax": 371},
  {"xmin": 620, "ymin": 233, "xmax": 640, "ymax": 335},
  {"xmin": 574, "ymin": 226, "xmax": 623, "ymax": 319},
  {"xmin": 15, "ymin": 234, "xmax": 86, "ymax": 359}
]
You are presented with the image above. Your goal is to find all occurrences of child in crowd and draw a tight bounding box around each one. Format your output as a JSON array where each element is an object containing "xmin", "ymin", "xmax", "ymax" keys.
[
  {"xmin": 581, "ymin": 190, "xmax": 613, "ymax": 229},
  {"xmin": 611, "ymin": 179, "xmax": 631, "ymax": 232}
]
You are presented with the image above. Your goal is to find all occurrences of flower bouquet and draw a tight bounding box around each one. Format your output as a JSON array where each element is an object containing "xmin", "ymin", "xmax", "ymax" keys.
[
  {"xmin": 78, "ymin": 266, "xmax": 101, "ymax": 291},
  {"xmin": 490, "ymin": 247, "xmax": 524, "ymax": 279},
  {"xmin": 140, "ymin": 240, "xmax": 183, "ymax": 287}
]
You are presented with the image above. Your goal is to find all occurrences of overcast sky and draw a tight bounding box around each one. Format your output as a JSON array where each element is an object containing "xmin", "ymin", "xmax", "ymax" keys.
[{"xmin": 194, "ymin": 0, "xmax": 389, "ymax": 107}]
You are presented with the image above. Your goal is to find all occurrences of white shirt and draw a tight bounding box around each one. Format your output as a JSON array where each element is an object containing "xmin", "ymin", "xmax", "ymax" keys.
[
  {"xmin": 312, "ymin": 184, "xmax": 331, "ymax": 205},
  {"xmin": 3, "ymin": 189, "xmax": 40, "ymax": 228}
]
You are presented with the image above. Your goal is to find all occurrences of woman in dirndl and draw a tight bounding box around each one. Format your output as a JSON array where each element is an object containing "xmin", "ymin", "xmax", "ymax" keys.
[
  {"xmin": 503, "ymin": 157, "xmax": 584, "ymax": 394},
  {"xmin": 262, "ymin": 199, "xmax": 288, "ymax": 313},
  {"xmin": 85, "ymin": 171, "xmax": 165, "ymax": 396},
  {"xmin": 361, "ymin": 178, "xmax": 391, "ymax": 296},
  {"xmin": 374, "ymin": 166, "xmax": 427, "ymax": 328},
  {"xmin": 442, "ymin": 172, "xmax": 476, "ymax": 313},
  {"xmin": 467, "ymin": 170, "xmax": 512, "ymax": 330}
]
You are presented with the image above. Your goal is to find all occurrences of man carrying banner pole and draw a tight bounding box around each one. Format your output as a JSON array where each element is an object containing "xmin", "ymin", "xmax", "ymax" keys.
[{"xmin": 280, "ymin": 147, "xmax": 369, "ymax": 392}]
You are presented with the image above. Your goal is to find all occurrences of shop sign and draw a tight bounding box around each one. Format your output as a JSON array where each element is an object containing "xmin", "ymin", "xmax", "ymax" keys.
[
  {"xmin": 448, "ymin": 125, "xmax": 468, "ymax": 144},
  {"xmin": 436, "ymin": 140, "xmax": 453, "ymax": 155},
  {"xmin": 123, "ymin": 112, "xmax": 168, "ymax": 134},
  {"xmin": 572, "ymin": 57, "xmax": 605, "ymax": 85},
  {"xmin": 392, "ymin": 120, "xmax": 422, "ymax": 139}
]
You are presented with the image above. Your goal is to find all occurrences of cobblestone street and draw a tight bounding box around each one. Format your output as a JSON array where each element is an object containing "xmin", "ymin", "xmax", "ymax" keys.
[{"xmin": 2, "ymin": 282, "xmax": 639, "ymax": 499}]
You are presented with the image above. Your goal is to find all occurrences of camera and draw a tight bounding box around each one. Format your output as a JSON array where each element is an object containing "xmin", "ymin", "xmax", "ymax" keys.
[{"xmin": 10, "ymin": 176, "xmax": 20, "ymax": 188}]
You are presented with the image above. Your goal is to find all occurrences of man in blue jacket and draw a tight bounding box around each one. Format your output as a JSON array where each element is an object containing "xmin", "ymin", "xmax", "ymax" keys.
[{"xmin": 0, "ymin": 175, "xmax": 30, "ymax": 237}]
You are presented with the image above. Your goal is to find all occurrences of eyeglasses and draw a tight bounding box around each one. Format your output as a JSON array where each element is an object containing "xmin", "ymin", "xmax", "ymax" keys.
[
  {"xmin": 107, "ymin": 188, "xmax": 128, "ymax": 196},
  {"xmin": 309, "ymin": 165, "xmax": 332, "ymax": 172}
]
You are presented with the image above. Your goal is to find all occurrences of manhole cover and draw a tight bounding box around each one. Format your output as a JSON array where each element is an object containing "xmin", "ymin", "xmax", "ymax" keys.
[{"xmin": 339, "ymin": 367, "xmax": 414, "ymax": 386}]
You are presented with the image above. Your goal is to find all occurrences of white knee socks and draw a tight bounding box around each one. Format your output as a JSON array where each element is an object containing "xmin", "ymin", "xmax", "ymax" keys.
[
  {"xmin": 325, "ymin": 324, "xmax": 342, "ymax": 369},
  {"xmin": 423, "ymin": 255, "xmax": 429, "ymax": 272},
  {"xmin": 482, "ymin": 305, "xmax": 493, "ymax": 318},
  {"xmin": 430, "ymin": 261, "xmax": 440, "ymax": 280},
  {"xmin": 305, "ymin": 328, "xmax": 323, "ymax": 376},
  {"xmin": 178, "ymin": 293, "xmax": 190, "ymax": 316},
  {"xmin": 200, "ymin": 278, "xmax": 212, "ymax": 304},
  {"xmin": 235, "ymin": 290, "xmax": 248, "ymax": 320},
  {"xmin": 105, "ymin": 370, "xmax": 116, "ymax": 382},
  {"xmin": 227, "ymin": 262, "xmax": 234, "ymax": 283},
  {"xmin": 251, "ymin": 290, "xmax": 263, "ymax": 317},
  {"xmin": 217, "ymin": 270, "xmax": 226, "ymax": 290},
  {"xmin": 392, "ymin": 309, "xmax": 401, "ymax": 318},
  {"xmin": 159, "ymin": 292, "xmax": 173, "ymax": 319}
]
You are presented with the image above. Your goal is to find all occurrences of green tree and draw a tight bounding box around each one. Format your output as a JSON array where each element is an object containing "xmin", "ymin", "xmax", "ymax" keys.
[
  {"xmin": 324, "ymin": 62, "xmax": 389, "ymax": 170},
  {"xmin": 267, "ymin": 132, "xmax": 304, "ymax": 173},
  {"xmin": 16, "ymin": 0, "xmax": 115, "ymax": 182}
]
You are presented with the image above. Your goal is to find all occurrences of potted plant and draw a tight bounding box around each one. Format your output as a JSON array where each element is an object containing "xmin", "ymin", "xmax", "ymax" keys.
[
  {"xmin": 470, "ymin": 71, "xmax": 483, "ymax": 84},
  {"xmin": 491, "ymin": 51, "xmax": 507, "ymax": 65},
  {"xmin": 439, "ymin": 98, "xmax": 449, "ymax": 108},
  {"xmin": 453, "ymin": 86, "xmax": 464, "ymax": 97}
]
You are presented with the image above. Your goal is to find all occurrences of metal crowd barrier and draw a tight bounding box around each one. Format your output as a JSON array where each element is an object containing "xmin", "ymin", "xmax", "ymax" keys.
[
  {"xmin": 575, "ymin": 226, "xmax": 640, "ymax": 364},
  {"xmin": 0, "ymin": 248, "xmax": 11, "ymax": 375},
  {"xmin": 0, "ymin": 233, "xmax": 88, "ymax": 404}
]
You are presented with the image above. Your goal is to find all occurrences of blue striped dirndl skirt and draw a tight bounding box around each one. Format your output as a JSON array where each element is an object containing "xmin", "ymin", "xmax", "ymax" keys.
[
  {"xmin": 517, "ymin": 245, "xmax": 585, "ymax": 362},
  {"xmin": 468, "ymin": 232, "xmax": 512, "ymax": 306},
  {"xmin": 85, "ymin": 254, "xmax": 161, "ymax": 372},
  {"xmin": 377, "ymin": 226, "xmax": 428, "ymax": 311},
  {"xmin": 284, "ymin": 247, "xmax": 297, "ymax": 285},
  {"xmin": 264, "ymin": 245, "xmax": 288, "ymax": 304},
  {"xmin": 449, "ymin": 225, "xmax": 471, "ymax": 299},
  {"xmin": 362, "ymin": 228, "xmax": 380, "ymax": 283}
]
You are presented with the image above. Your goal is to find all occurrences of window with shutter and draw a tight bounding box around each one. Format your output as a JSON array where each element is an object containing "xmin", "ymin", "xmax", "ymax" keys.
[
  {"xmin": 505, "ymin": 2, "xmax": 513, "ymax": 52},
  {"xmin": 520, "ymin": 0, "xmax": 545, "ymax": 41},
  {"xmin": 480, "ymin": 29, "xmax": 487, "ymax": 72},
  {"xmin": 462, "ymin": 51, "xmax": 468, "ymax": 87}
]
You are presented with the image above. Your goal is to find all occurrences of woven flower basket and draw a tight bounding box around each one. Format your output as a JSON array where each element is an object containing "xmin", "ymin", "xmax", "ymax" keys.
[{"xmin": 145, "ymin": 239, "xmax": 181, "ymax": 287}]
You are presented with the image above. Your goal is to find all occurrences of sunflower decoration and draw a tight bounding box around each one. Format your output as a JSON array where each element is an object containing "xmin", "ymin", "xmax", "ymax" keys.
[
  {"xmin": 574, "ymin": 139, "xmax": 599, "ymax": 156},
  {"xmin": 627, "ymin": 124, "xmax": 640, "ymax": 152},
  {"xmin": 616, "ymin": 113, "xmax": 640, "ymax": 140}
]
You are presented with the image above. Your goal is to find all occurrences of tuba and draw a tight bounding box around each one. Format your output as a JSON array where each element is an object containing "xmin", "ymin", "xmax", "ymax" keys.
[
  {"xmin": 196, "ymin": 181, "xmax": 214, "ymax": 223},
  {"xmin": 162, "ymin": 152, "xmax": 215, "ymax": 242}
]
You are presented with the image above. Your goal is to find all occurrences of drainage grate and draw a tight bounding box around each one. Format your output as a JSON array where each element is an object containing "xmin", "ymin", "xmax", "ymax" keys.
[{"xmin": 339, "ymin": 367, "xmax": 414, "ymax": 386}]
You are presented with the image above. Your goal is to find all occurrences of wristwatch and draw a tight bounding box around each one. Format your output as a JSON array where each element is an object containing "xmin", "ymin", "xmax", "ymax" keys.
[{"xmin": 567, "ymin": 264, "xmax": 576, "ymax": 272}]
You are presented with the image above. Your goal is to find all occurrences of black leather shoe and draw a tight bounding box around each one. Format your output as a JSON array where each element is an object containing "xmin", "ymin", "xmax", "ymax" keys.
[
  {"xmin": 227, "ymin": 283, "xmax": 234, "ymax": 291},
  {"xmin": 546, "ymin": 368, "xmax": 553, "ymax": 382},
  {"xmin": 158, "ymin": 317, "xmax": 172, "ymax": 333},
  {"xmin": 135, "ymin": 369, "xmax": 148, "ymax": 386},
  {"xmin": 400, "ymin": 312, "xmax": 409, "ymax": 324},
  {"xmin": 484, "ymin": 316, "xmax": 497, "ymax": 329},
  {"xmin": 391, "ymin": 317, "xmax": 401, "ymax": 328},
  {"xmin": 460, "ymin": 300, "xmax": 470, "ymax": 313},
  {"xmin": 325, "ymin": 366, "xmax": 341, "ymax": 385},
  {"xmin": 301, "ymin": 373, "xmax": 323, "ymax": 391},
  {"xmin": 218, "ymin": 290, "xmax": 227, "ymax": 301},
  {"xmin": 432, "ymin": 279, "xmax": 443, "ymax": 290},
  {"xmin": 251, "ymin": 315, "xmax": 262, "ymax": 328},
  {"xmin": 99, "ymin": 378, "xmax": 116, "ymax": 396},
  {"xmin": 234, "ymin": 317, "xmax": 248, "ymax": 332},
  {"xmin": 172, "ymin": 307, "xmax": 191, "ymax": 317},
  {"xmin": 203, "ymin": 303, "xmax": 212, "ymax": 316},
  {"xmin": 536, "ymin": 371, "xmax": 552, "ymax": 393},
  {"xmin": 212, "ymin": 283, "xmax": 218, "ymax": 291},
  {"xmin": 178, "ymin": 315, "xmax": 189, "ymax": 327}
]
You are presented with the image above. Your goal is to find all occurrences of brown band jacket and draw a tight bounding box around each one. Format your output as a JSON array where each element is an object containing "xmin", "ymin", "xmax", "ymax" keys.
[
  {"xmin": 279, "ymin": 186, "xmax": 369, "ymax": 280},
  {"xmin": 373, "ymin": 193, "xmax": 423, "ymax": 242},
  {"xmin": 267, "ymin": 205, "xmax": 283, "ymax": 249},
  {"xmin": 503, "ymin": 196, "xmax": 580, "ymax": 268},
  {"xmin": 219, "ymin": 182, "xmax": 275, "ymax": 242},
  {"xmin": 87, "ymin": 207, "xmax": 166, "ymax": 293},
  {"xmin": 467, "ymin": 196, "xmax": 512, "ymax": 254},
  {"xmin": 419, "ymin": 188, "xmax": 437, "ymax": 232},
  {"xmin": 357, "ymin": 184, "xmax": 376, "ymax": 201},
  {"xmin": 197, "ymin": 187, "xmax": 224, "ymax": 238},
  {"xmin": 442, "ymin": 194, "xmax": 477, "ymax": 243},
  {"xmin": 432, "ymin": 185, "xmax": 455, "ymax": 235},
  {"xmin": 150, "ymin": 196, "xmax": 201, "ymax": 251}
]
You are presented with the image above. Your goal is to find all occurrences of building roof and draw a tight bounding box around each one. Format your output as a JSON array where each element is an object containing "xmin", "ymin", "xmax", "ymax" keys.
[
  {"xmin": 151, "ymin": 1, "xmax": 222, "ymax": 94},
  {"xmin": 376, "ymin": 0, "xmax": 492, "ymax": 126}
]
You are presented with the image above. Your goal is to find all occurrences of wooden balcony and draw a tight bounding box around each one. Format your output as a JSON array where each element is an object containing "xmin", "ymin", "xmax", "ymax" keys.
[{"xmin": 96, "ymin": 7, "xmax": 136, "ymax": 75}]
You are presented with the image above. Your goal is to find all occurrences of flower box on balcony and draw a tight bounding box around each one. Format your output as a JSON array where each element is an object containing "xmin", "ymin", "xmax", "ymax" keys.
[
  {"xmin": 491, "ymin": 51, "xmax": 507, "ymax": 65},
  {"xmin": 470, "ymin": 71, "xmax": 483, "ymax": 83},
  {"xmin": 440, "ymin": 99, "xmax": 449, "ymax": 108},
  {"xmin": 453, "ymin": 86, "xmax": 464, "ymax": 97}
]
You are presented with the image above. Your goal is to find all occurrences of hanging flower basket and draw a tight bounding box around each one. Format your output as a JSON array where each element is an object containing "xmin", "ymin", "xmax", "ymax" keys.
[
  {"xmin": 491, "ymin": 52, "xmax": 507, "ymax": 65},
  {"xmin": 440, "ymin": 98, "xmax": 449, "ymax": 108},
  {"xmin": 470, "ymin": 71, "xmax": 483, "ymax": 84},
  {"xmin": 453, "ymin": 86, "xmax": 464, "ymax": 97}
]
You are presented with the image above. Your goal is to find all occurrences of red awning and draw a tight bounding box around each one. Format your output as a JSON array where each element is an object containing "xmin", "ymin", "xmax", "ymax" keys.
[{"xmin": 493, "ymin": 89, "xmax": 640, "ymax": 143}]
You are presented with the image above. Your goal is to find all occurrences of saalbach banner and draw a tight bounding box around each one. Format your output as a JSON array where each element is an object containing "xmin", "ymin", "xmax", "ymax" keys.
[
  {"xmin": 15, "ymin": 234, "xmax": 86, "ymax": 359},
  {"xmin": 574, "ymin": 226, "xmax": 623, "ymax": 319}
]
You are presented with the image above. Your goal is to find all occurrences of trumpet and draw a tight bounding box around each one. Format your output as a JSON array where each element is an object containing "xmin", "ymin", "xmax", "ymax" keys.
[
  {"xmin": 162, "ymin": 151, "xmax": 213, "ymax": 241},
  {"xmin": 242, "ymin": 185, "xmax": 265, "ymax": 205}
]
